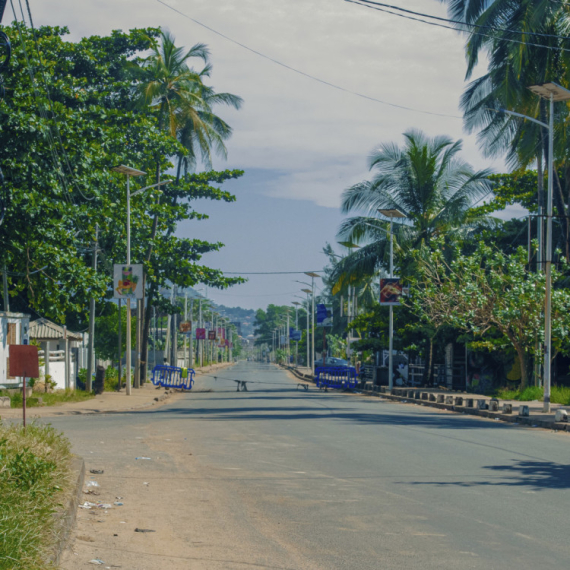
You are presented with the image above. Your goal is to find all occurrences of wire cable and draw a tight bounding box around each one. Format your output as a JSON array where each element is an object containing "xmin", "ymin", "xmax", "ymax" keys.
[
  {"xmin": 354, "ymin": 0, "xmax": 570, "ymax": 41},
  {"xmin": 347, "ymin": 0, "xmax": 570, "ymax": 53},
  {"xmin": 155, "ymin": 0, "xmax": 461, "ymax": 119}
]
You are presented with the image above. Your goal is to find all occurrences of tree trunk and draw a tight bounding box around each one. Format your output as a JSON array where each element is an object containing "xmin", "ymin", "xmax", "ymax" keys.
[
  {"xmin": 553, "ymin": 169, "xmax": 570, "ymax": 262},
  {"xmin": 515, "ymin": 344, "xmax": 528, "ymax": 390},
  {"xmin": 426, "ymin": 337, "xmax": 434, "ymax": 386}
]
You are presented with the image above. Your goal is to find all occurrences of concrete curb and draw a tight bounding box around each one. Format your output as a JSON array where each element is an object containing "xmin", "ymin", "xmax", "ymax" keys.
[
  {"xmin": 280, "ymin": 365, "xmax": 569, "ymax": 433},
  {"xmin": 49, "ymin": 455, "xmax": 85, "ymax": 566},
  {"xmin": 362, "ymin": 389, "xmax": 570, "ymax": 433}
]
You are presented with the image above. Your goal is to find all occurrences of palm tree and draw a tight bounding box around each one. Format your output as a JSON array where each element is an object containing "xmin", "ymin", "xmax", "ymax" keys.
[
  {"xmin": 333, "ymin": 129, "xmax": 492, "ymax": 286},
  {"xmin": 133, "ymin": 30, "xmax": 242, "ymax": 380},
  {"xmin": 440, "ymin": 0, "xmax": 570, "ymax": 260},
  {"xmin": 135, "ymin": 31, "xmax": 242, "ymax": 177}
]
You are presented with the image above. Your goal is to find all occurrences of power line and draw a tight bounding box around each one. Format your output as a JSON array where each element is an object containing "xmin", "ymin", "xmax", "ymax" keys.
[
  {"xmin": 354, "ymin": 0, "xmax": 570, "ymax": 41},
  {"xmin": 221, "ymin": 271, "xmax": 323, "ymax": 275},
  {"xmin": 155, "ymin": 0, "xmax": 461, "ymax": 119},
  {"xmin": 347, "ymin": 0, "xmax": 570, "ymax": 53}
]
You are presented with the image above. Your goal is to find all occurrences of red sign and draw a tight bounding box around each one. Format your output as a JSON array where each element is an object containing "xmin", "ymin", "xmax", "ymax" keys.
[
  {"xmin": 9, "ymin": 345, "xmax": 39, "ymax": 377},
  {"xmin": 196, "ymin": 328, "xmax": 206, "ymax": 340},
  {"xmin": 380, "ymin": 278, "xmax": 403, "ymax": 306}
]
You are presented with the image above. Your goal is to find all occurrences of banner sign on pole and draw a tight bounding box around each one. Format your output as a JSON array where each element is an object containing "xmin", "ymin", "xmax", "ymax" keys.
[
  {"xmin": 291, "ymin": 330, "xmax": 302, "ymax": 341},
  {"xmin": 316, "ymin": 304, "xmax": 333, "ymax": 326},
  {"xmin": 114, "ymin": 264, "xmax": 143, "ymax": 299},
  {"xmin": 217, "ymin": 328, "xmax": 225, "ymax": 339},
  {"xmin": 208, "ymin": 330, "xmax": 216, "ymax": 341},
  {"xmin": 179, "ymin": 321, "xmax": 192, "ymax": 333},
  {"xmin": 196, "ymin": 328, "xmax": 206, "ymax": 340},
  {"xmin": 380, "ymin": 278, "xmax": 404, "ymax": 305}
]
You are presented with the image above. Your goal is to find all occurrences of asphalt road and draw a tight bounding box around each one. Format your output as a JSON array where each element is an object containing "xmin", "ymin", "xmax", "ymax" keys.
[{"xmin": 52, "ymin": 361, "xmax": 570, "ymax": 570}]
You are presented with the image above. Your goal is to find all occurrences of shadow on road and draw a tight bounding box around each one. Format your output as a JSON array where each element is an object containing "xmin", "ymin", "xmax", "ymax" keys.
[{"xmin": 399, "ymin": 459, "xmax": 570, "ymax": 491}]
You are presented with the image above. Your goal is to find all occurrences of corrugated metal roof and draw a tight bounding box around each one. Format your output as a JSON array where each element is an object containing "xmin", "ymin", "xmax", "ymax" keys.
[{"xmin": 29, "ymin": 318, "xmax": 83, "ymax": 341}]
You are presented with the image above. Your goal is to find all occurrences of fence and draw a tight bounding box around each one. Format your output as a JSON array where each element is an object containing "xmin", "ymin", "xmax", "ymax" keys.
[
  {"xmin": 315, "ymin": 366, "xmax": 358, "ymax": 390},
  {"xmin": 151, "ymin": 365, "xmax": 195, "ymax": 391}
]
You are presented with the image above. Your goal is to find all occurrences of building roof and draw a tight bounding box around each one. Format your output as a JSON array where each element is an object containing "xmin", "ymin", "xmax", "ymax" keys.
[{"xmin": 29, "ymin": 318, "xmax": 83, "ymax": 341}]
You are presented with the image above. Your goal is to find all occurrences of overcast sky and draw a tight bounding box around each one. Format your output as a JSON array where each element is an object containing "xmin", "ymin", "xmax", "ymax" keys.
[{"xmin": 28, "ymin": 0, "xmax": 521, "ymax": 310}]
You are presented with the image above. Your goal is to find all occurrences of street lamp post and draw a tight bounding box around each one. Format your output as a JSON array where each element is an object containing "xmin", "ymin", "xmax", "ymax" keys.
[
  {"xmin": 378, "ymin": 209, "xmax": 406, "ymax": 392},
  {"xmin": 111, "ymin": 165, "xmax": 145, "ymax": 395},
  {"xmin": 292, "ymin": 301, "xmax": 300, "ymax": 366},
  {"xmin": 301, "ymin": 289, "xmax": 312, "ymax": 371},
  {"xmin": 497, "ymin": 83, "xmax": 570, "ymax": 412}
]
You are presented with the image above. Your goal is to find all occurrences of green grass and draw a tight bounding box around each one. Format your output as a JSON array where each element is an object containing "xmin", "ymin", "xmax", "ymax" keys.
[
  {"xmin": 0, "ymin": 422, "xmax": 73, "ymax": 569},
  {"xmin": 2, "ymin": 389, "xmax": 95, "ymax": 408},
  {"xmin": 494, "ymin": 385, "xmax": 570, "ymax": 405}
]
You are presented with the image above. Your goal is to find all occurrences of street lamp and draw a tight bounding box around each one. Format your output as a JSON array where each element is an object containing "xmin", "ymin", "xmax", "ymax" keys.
[
  {"xmin": 378, "ymin": 208, "xmax": 406, "ymax": 392},
  {"xmin": 527, "ymin": 83, "xmax": 570, "ymax": 411},
  {"xmin": 111, "ymin": 166, "xmax": 170, "ymax": 394},
  {"xmin": 494, "ymin": 83, "xmax": 570, "ymax": 412},
  {"xmin": 305, "ymin": 272, "xmax": 320, "ymax": 374},
  {"xmin": 292, "ymin": 301, "xmax": 301, "ymax": 366},
  {"xmin": 301, "ymin": 288, "xmax": 313, "ymax": 372}
]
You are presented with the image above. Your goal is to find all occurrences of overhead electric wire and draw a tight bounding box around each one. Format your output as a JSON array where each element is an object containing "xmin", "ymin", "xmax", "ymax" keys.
[
  {"xmin": 347, "ymin": 0, "xmax": 570, "ymax": 53},
  {"xmin": 155, "ymin": 0, "xmax": 461, "ymax": 119},
  {"xmin": 221, "ymin": 271, "xmax": 323, "ymax": 275},
  {"xmin": 354, "ymin": 0, "xmax": 570, "ymax": 41}
]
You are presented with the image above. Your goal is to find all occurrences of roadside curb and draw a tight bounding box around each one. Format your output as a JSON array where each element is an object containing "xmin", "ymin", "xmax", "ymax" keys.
[
  {"xmin": 361, "ymin": 389, "xmax": 570, "ymax": 433},
  {"xmin": 50, "ymin": 455, "xmax": 85, "ymax": 566},
  {"xmin": 281, "ymin": 365, "xmax": 569, "ymax": 433}
]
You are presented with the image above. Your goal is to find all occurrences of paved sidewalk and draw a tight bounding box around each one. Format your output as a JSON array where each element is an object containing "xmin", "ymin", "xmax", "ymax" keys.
[
  {"xmin": 284, "ymin": 364, "xmax": 570, "ymax": 432},
  {"xmin": 0, "ymin": 362, "xmax": 235, "ymax": 420}
]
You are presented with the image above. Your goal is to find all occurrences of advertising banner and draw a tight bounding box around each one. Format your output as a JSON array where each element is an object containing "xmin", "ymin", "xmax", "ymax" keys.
[
  {"xmin": 196, "ymin": 328, "xmax": 206, "ymax": 340},
  {"xmin": 380, "ymin": 278, "xmax": 404, "ymax": 305},
  {"xmin": 316, "ymin": 304, "xmax": 333, "ymax": 326},
  {"xmin": 208, "ymin": 330, "xmax": 217, "ymax": 341},
  {"xmin": 113, "ymin": 264, "xmax": 143, "ymax": 299},
  {"xmin": 217, "ymin": 328, "xmax": 225, "ymax": 339},
  {"xmin": 179, "ymin": 321, "xmax": 192, "ymax": 333}
]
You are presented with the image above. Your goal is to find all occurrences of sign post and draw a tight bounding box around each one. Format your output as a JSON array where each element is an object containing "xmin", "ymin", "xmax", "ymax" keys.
[{"xmin": 9, "ymin": 345, "xmax": 39, "ymax": 428}]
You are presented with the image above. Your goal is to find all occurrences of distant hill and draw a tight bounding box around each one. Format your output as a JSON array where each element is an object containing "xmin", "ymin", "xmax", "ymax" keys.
[{"xmin": 215, "ymin": 305, "xmax": 256, "ymax": 336}]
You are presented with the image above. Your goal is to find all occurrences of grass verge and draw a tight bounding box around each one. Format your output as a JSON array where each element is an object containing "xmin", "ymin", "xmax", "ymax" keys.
[
  {"xmin": 494, "ymin": 385, "xmax": 570, "ymax": 405},
  {"xmin": 0, "ymin": 422, "xmax": 73, "ymax": 569},
  {"xmin": 2, "ymin": 389, "xmax": 95, "ymax": 408}
]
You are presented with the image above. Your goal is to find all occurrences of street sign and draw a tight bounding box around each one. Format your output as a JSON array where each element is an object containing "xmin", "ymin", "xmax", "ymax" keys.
[
  {"xmin": 316, "ymin": 304, "xmax": 333, "ymax": 326},
  {"xmin": 114, "ymin": 264, "xmax": 143, "ymax": 299},
  {"xmin": 196, "ymin": 328, "xmax": 206, "ymax": 340},
  {"xmin": 9, "ymin": 344, "xmax": 39, "ymax": 378}
]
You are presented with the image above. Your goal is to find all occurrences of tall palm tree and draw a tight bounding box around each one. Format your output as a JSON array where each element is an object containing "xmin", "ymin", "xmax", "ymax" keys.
[
  {"xmin": 440, "ymin": 0, "xmax": 570, "ymax": 259},
  {"xmin": 333, "ymin": 130, "xmax": 492, "ymax": 286},
  {"xmin": 133, "ymin": 30, "xmax": 242, "ymax": 380}
]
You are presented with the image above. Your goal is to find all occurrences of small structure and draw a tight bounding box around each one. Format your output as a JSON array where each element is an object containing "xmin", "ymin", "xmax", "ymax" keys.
[
  {"xmin": 0, "ymin": 311, "xmax": 31, "ymax": 389},
  {"xmin": 29, "ymin": 318, "xmax": 83, "ymax": 390}
]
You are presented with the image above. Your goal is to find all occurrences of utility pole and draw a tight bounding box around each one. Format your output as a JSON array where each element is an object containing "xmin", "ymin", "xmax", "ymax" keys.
[
  {"xmin": 199, "ymin": 298, "xmax": 203, "ymax": 367},
  {"xmin": 2, "ymin": 265, "xmax": 9, "ymax": 312},
  {"xmin": 86, "ymin": 224, "xmax": 98, "ymax": 392},
  {"xmin": 189, "ymin": 299, "xmax": 194, "ymax": 367},
  {"xmin": 134, "ymin": 297, "xmax": 142, "ymax": 389}
]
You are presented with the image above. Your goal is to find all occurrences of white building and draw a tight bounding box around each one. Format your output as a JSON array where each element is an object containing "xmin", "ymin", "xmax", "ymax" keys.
[
  {"xmin": 0, "ymin": 311, "xmax": 31, "ymax": 389},
  {"xmin": 29, "ymin": 319, "xmax": 84, "ymax": 390}
]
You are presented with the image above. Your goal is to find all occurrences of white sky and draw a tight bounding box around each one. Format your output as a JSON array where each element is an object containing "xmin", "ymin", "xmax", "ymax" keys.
[{"xmin": 26, "ymin": 0, "xmax": 524, "ymax": 310}]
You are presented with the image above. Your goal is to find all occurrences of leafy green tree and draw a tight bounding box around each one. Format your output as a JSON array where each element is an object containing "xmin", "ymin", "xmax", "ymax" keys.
[
  {"xmin": 410, "ymin": 241, "xmax": 570, "ymax": 388},
  {"xmin": 95, "ymin": 304, "xmax": 135, "ymax": 362}
]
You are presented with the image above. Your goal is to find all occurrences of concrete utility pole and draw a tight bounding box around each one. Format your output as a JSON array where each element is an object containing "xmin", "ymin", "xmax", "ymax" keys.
[
  {"xmin": 86, "ymin": 224, "xmax": 98, "ymax": 392},
  {"xmin": 189, "ymin": 299, "xmax": 194, "ymax": 367},
  {"xmin": 2, "ymin": 264, "xmax": 9, "ymax": 312},
  {"xmin": 117, "ymin": 300, "xmax": 122, "ymax": 389}
]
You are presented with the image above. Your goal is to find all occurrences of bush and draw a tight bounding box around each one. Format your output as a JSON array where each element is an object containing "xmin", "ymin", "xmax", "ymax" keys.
[
  {"xmin": 104, "ymin": 367, "xmax": 119, "ymax": 391},
  {"xmin": 0, "ymin": 423, "xmax": 72, "ymax": 569},
  {"xmin": 495, "ymin": 385, "xmax": 570, "ymax": 405}
]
